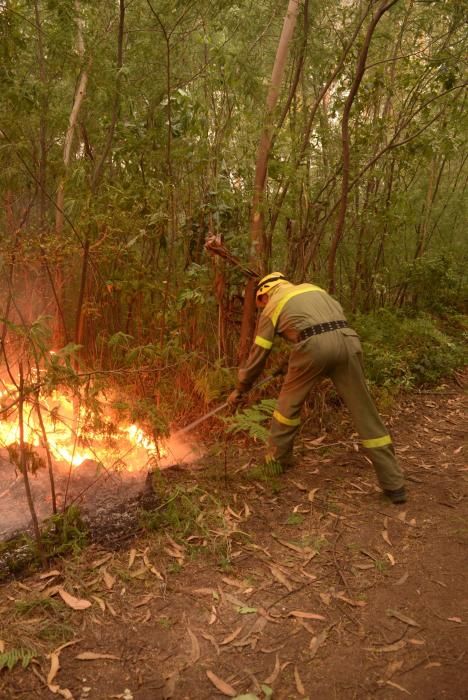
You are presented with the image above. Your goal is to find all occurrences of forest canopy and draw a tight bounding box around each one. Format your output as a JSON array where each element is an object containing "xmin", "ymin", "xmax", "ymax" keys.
[{"xmin": 0, "ymin": 0, "xmax": 466, "ymax": 403}]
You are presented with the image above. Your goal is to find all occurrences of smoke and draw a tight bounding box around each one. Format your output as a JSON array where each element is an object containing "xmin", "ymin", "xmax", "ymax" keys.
[{"xmin": 158, "ymin": 434, "xmax": 204, "ymax": 468}]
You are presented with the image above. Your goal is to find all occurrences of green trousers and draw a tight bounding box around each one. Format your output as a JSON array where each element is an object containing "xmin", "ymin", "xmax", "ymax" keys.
[{"xmin": 267, "ymin": 328, "xmax": 405, "ymax": 491}]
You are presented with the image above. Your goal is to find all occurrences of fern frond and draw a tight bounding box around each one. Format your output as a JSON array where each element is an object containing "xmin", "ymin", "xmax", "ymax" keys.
[
  {"xmin": 225, "ymin": 399, "xmax": 276, "ymax": 444},
  {"xmin": 0, "ymin": 648, "xmax": 35, "ymax": 671}
]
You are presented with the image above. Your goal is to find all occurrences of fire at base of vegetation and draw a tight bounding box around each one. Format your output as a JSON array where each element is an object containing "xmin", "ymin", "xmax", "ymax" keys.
[{"xmin": 0, "ymin": 305, "xmax": 466, "ymax": 580}]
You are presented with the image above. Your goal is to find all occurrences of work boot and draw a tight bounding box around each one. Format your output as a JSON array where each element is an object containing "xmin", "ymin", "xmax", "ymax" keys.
[{"xmin": 383, "ymin": 487, "xmax": 407, "ymax": 504}]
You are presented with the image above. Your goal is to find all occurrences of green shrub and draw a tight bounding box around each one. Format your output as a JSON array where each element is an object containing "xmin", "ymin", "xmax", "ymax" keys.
[
  {"xmin": 399, "ymin": 254, "xmax": 467, "ymax": 313},
  {"xmin": 354, "ymin": 309, "xmax": 467, "ymax": 389}
]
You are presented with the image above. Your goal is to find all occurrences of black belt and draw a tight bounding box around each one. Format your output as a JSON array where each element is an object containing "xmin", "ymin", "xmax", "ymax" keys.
[{"xmin": 298, "ymin": 320, "xmax": 348, "ymax": 341}]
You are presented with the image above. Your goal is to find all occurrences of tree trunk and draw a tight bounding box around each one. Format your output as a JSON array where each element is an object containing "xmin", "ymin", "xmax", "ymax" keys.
[
  {"xmin": 238, "ymin": 0, "xmax": 302, "ymax": 363},
  {"xmin": 18, "ymin": 363, "xmax": 44, "ymax": 559},
  {"xmin": 33, "ymin": 0, "xmax": 48, "ymax": 228},
  {"xmin": 54, "ymin": 0, "xmax": 89, "ymax": 348},
  {"xmin": 75, "ymin": 0, "xmax": 125, "ymax": 352},
  {"xmin": 268, "ymin": 4, "xmax": 370, "ymax": 240},
  {"xmin": 327, "ymin": 0, "xmax": 399, "ymax": 294}
]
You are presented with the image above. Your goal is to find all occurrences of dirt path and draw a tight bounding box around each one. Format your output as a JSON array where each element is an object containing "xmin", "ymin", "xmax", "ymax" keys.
[{"xmin": 1, "ymin": 382, "xmax": 467, "ymax": 699}]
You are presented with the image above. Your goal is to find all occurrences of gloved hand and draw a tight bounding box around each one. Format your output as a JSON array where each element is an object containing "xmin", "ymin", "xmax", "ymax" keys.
[{"xmin": 227, "ymin": 388, "xmax": 244, "ymax": 408}]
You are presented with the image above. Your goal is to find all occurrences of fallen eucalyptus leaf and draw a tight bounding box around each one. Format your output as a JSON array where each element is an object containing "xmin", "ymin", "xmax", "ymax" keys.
[
  {"xmin": 381, "ymin": 530, "xmax": 392, "ymax": 546},
  {"xmin": 269, "ymin": 565, "xmax": 293, "ymax": 592},
  {"xmin": 58, "ymin": 588, "xmax": 91, "ymax": 610},
  {"xmin": 220, "ymin": 625, "xmax": 244, "ymax": 646},
  {"xmin": 92, "ymin": 553, "xmax": 113, "ymax": 569},
  {"xmin": 288, "ymin": 610, "xmax": 326, "ymax": 620},
  {"xmin": 187, "ymin": 628, "xmax": 200, "ymax": 664},
  {"xmin": 162, "ymin": 671, "xmax": 178, "ymax": 699},
  {"xmin": 294, "ymin": 665, "xmax": 305, "ymax": 695},
  {"xmin": 39, "ymin": 570, "xmax": 61, "ymax": 580},
  {"xmin": 365, "ymin": 640, "xmax": 407, "ymax": 653},
  {"xmin": 206, "ymin": 670, "xmax": 236, "ymax": 697},
  {"xmin": 132, "ymin": 594, "xmax": 153, "ymax": 608},
  {"xmin": 91, "ymin": 595, "xmax": 105, "ymax": 613},
  {"xmin": 106, "ymin": 601, "xmax": 117, "ymax": 617},
  {"xmin": 386, "ymin": 680, "xmax": 411, "ymax": 695},
  {"xmin": 76, "ymin": 652, "xmax": 120, "ymax": 661},
  {"xmin": 263, "ymin": 653, "xmax": 281, "ymax": 685},
  {"xmin": 309, "ymin": 629, "xmax": 328, "ymax": 657},
  {"xmin": 102, "ymin": 569, "xmax": 115, "ymax": 590},
  {"xmin": 387, "ymin": 609, "xmax": 419, "ymax": 627},
  {"xmin": 46, "ymin": 652, "xmax": 60, "ymax": 687},
  {"xmin": 128, "ymin": 548, "xmax": 137, "ymax": 569},
  {"xmin": 335, "ymin": 593, "xmax": 366, "ymax": 608}
]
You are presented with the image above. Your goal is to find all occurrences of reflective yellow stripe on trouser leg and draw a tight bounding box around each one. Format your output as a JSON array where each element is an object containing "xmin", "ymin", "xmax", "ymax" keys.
[
  {"xmin": 361, "ymin": 434, "xmax": 392, "ymax": 449},
  {"xmin": 273, "ymin": 410, "xmax": 301, "ymax": 427},
  {"xmin": 359, "ymin": 434, "xmax": 403, "ymax": 491},
  {"xmin": 267, "ymin": 409, "xmax": 300, "ymax": 466}
]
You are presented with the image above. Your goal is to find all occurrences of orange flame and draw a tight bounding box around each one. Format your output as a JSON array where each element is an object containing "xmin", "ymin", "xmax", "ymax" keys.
[{"xmin": 0, "ymin": 386, "xmax": 168, "ymax": 471}]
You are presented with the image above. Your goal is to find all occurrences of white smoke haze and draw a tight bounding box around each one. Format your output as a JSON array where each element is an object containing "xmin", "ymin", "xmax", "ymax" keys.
[{"xmin": 158, "ymin": 433, "xmax": 203, "ymax": 468}]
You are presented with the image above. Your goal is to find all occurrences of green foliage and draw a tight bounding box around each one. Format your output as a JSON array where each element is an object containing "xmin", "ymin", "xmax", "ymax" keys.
[
  {"xmin": 0, "ymin": 648, "xmax": 35, "ymax": 672},
  {"xmin": 141, "ymin": 479, "xmax": 223, "ymax": 539},
  {"xmin": 225, "ymin": 400, "xmax": 276, "ymax": 443},
  {"xmin": 0, "ymin": 507, "xmax": 86, "ymax": 581},
  {"xmin": 15, "ymin": 597, "xmax": 62, "ymax": 616},
  {"xmin": 286, "ymin": 513, "xmax": 304, "ymax": 526},
  {"xmin": 399, "ymin": 254, "xmax": 467, "ymax": 313},
  {"xmin": 355, "ymin": 309, "xmax": 467, "ymax": 388},
  {"xmin": 41, "ymin": 506, "xmax": 88, "ymax": 558},
  {"xmin": 176, "ymin": 287, "xmax": 206, "ymax": 310},
  {"xmin": 194, "ymin": 362, "xmax": 234, "ymax": 403},
  {"xmin": 37, "ymin": 622, "xmax": 75, "ymax": 644}
]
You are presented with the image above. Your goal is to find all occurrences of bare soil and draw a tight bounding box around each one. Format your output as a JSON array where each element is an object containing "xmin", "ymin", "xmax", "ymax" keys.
[{"xmin": 0, "ymin": 378, "xmax": 467, "ymax": 700}]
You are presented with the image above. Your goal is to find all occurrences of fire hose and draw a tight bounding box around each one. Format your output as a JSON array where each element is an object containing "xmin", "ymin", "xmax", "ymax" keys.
[{"xmin": 173, "ymin": 367, "xmax": 286, "ymax": 438}]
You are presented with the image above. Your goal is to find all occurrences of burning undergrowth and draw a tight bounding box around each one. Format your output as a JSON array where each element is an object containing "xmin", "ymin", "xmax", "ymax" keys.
[{"xmin": 0, "ymin": 380, "xmax": 203, "ymax": 544}]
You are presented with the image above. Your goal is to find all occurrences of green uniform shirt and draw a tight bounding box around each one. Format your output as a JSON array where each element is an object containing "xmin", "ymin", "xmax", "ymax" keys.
[{"xmin": 238, "ymin": 282, "xmax": 347, "ymax": 391}]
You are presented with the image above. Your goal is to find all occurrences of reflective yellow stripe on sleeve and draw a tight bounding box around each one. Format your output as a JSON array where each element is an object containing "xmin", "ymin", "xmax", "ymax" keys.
[
  {"xmin": 273, "ymin": 410, "xmax": 301, "ymax": 426},
  {"xmin": 361, "ymin": 435, "xmax": 392, "ymax": 449},
  {"xmin": 271, "ymin": 285, "xmax": 325, "ymax": 328},
  {"xmin": 254, "ymin": 335, "xmax": 273, "ymax": 350}
]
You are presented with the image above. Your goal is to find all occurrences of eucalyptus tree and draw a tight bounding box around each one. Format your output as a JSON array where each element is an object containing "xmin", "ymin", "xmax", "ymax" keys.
[{"xmin": 0, "ymin": 0, "xmax": 466, "ymax": 376}]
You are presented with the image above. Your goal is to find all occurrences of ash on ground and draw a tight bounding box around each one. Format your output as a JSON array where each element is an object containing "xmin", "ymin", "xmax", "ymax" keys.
[{"xmin": 0, "ymin": 453, "xmax": 151, "ymax": 542}]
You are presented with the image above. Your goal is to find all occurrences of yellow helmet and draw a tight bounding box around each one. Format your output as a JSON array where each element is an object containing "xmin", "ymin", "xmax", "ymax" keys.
[{"xmin": 256, "ymin": 272, "xmax": 288, "ymax": 298}]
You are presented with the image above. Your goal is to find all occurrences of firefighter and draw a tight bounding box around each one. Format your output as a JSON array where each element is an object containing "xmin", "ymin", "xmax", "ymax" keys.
[{"xmin": 228, "ymin": 272, "xmax": 406, "ymax": 504}]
